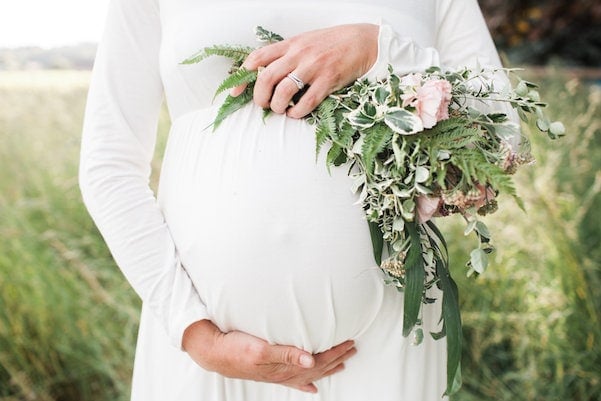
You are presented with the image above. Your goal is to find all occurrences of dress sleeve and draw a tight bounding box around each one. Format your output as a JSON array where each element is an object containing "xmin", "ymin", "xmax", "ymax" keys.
[
  {"xmin": 362, "ymin": 0, "xmax": 503, "ymax": 79},
  {"xmin": 361, "ymin": 0, "xmax": 518, "ymax": 145},
  {"xmin": 79, "ymin": 0, "xmax": 210, "ymax": 349}
]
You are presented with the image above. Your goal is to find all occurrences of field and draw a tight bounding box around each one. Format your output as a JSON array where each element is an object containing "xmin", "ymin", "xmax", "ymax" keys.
[{"xmin": 0, "ymin": 70, "xmax": 599, "ymax": 400}]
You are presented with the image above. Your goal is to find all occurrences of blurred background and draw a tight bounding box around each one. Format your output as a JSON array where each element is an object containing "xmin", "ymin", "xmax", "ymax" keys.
[{"xmin": 0, "ymin": 1, "xmax": 599, "ymax": 400}]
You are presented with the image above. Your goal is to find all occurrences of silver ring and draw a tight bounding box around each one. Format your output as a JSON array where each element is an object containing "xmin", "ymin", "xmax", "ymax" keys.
[{"xmin": 286, "ymin": 72, "xmax": 305, "ymax": 90}]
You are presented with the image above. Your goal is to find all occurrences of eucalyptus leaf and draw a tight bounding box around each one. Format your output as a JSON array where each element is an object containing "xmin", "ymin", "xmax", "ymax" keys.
[
  {"xmin": 469, "ymin": 248, "xmax": 488, "ymax": 274},
  {"xmin": 415, "ymin": 166, "xmax": 430, "ymax": 183},
  {"xmin": 549, "ymin": 121, "xmax": 566, "ymax": 138},
  {"xmin": 464, "ymin": 220, "xmax": 477, "ymax": 236}
]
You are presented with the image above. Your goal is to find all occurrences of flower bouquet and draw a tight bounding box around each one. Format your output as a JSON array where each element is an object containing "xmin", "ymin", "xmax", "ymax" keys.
[{"xmin": 182, "ymin": 26, "xmax": 563, "ymax": 395}]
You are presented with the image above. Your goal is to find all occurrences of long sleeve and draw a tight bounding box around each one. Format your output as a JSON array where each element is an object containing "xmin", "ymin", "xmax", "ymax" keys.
[
  {"xmin": 362, "ymin": 0, "xmax": 519, "ymax": 146},
  {"xmin": 363, "ymin": 0, "xmax": 503, "ymax": 79},
  {"xmin": 79, "ymin": 0, "xmax": 209, "ymax": 349}
]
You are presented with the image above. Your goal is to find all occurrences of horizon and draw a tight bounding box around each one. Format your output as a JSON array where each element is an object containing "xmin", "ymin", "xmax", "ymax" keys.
[{"xmin": 0, "ymin": 1, "xmax": 109, "ymax": 49}]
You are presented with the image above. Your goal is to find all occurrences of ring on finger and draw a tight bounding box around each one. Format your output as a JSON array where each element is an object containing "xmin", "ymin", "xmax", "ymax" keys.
[{"xmin": 286, "ymin": 72, "xmax": 305, "ymax": 90}]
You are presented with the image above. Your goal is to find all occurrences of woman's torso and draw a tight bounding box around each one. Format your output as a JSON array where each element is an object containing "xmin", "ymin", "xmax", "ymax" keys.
[{"xmin": 156, "ymin": 0, "xmax": 440, "ymax": 353}]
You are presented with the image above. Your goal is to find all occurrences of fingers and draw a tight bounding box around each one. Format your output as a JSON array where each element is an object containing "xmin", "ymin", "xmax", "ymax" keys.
[
  {"xmin": 295, "ymin": 383, "xmax": 318, "ymax": 394},
  {"xmin": 321, "ymin": 362, "xmax": 346, "ymax": 378},
  {"xmin": 286, "ymin": 79, "xmax": 332, "ymax": 118},
  {"xmin": 230, "ymin": 41, "xmax": 288, "ymax": 97},
  {"xmin": 267, "ymin": 344, "xmax": 315, "ymax": 368},
  {"xmin": 252, "ymin": 58, "xmax": 296, "ymax": 108},
  {"xmin": 270, "ymin": 71, "xmax": 307, "ymax": 114},
  {"xmin": 314, "ymin": 340, "xmax": 356, "ymax": 372}
]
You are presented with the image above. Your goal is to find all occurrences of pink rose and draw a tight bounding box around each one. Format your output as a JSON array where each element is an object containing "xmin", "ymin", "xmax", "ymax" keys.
[
  {"xmin": 416, "ymin": 196, "xmax": 442, "ymax": 223},
  {"xmin": 414, "ymin": 79, "xmax": 452, "ymax": 129}
]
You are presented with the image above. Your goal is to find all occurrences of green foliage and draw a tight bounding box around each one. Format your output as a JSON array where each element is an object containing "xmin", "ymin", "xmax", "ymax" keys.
[
  {"xmin": 212, "ymin": 88, "xmax": 254, "ymax": 130},
  {"xmin": 448, "ymin": 73, "xmax": 601, "ymax": 401},
  {"xmin": 361, "ymin": 124, "xmax": 393, "ymax": 176},
  {"xmin": 254, "ymin": 26, "xmax": 284, "ymax": 43},
  {"xmin": 0, "ymin": 71, "xmax": 143, "ymax": 401},
  {"xmin": 180, "ymin": 44, "xmax": 254, "ymax": 65},
  {"xmin": 213, "ymin": 68, "xmax": 257, "ymax": 100},
  {"xmin": 314, "ymin": 97, "xmax": 337, "ymax": 158}
]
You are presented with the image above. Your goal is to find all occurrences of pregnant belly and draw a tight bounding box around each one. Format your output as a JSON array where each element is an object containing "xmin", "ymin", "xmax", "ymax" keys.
[{"xmin": 158, "ymin": 106, "xmax": 384, "ymax": 352}]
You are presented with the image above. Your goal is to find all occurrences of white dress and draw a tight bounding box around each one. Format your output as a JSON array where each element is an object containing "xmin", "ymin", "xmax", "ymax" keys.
[{"xmin": 79, "ymin": 1, "xmax": 506, "ymax": 400}]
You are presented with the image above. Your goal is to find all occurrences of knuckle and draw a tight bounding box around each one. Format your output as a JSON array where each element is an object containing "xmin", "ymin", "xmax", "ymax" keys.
[
  {"xmin": 300, "ymin": 91, "xmax": 320, "ymax": 109},
  {"xmin": 247, "ymin": 342, "xmax": 268, "ymax": 362},
  {"xmin": 256, "ymin": 68, "xmax": 276, "ymax": 85},
  {"xmin": 280, "ymin": 348, "xmax": 296, "ymax": 365},
  {"xmin": 244, "ymin": 50, "xmax": 263, "ymax": 69}
]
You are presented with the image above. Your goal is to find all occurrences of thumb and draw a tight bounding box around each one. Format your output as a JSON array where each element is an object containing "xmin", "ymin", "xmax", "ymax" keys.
[{"xmin": 272, "ymin": 345, "xmax": 315, "ymax": 368}]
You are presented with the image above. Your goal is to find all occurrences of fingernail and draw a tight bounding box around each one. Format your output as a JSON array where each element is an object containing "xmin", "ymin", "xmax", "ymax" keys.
[{"xmin": 299, "ymin": 354, "xmax": 314, "ymax": 368}]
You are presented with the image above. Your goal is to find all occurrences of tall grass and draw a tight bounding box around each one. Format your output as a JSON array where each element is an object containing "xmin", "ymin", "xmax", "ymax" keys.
[
  {"xmin": 0, "ymin": 70, "xmax": 599, "ymax": 400},
  {"xmin": 0, "ymin": 71, "xmax": 140, "ymax": 400},
  {"xmin": 448, "ymin": 73, "xmax": 601, "ymax": 401}
]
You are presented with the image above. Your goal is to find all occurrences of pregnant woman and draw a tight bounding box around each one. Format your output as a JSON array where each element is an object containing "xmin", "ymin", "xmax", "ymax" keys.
[{"xmin": 79, "ymin": 0, "xmax": 508, "ymax": 400}]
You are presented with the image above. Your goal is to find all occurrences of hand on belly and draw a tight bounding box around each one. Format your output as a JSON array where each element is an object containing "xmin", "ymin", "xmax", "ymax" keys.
[{"xmin": 182, "ymin": 319, "xmax": 357, "ymax": 393}]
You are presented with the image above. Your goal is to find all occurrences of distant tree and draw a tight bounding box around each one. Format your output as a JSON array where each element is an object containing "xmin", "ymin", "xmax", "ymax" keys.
[{"xmin": 479, "ymin": 0, "xmax": 601, "ymax": 66}]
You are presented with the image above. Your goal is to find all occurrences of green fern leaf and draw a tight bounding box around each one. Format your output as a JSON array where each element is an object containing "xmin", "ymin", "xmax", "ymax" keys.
[
  {"xmin": 326, "ymin": 144, "xmax": 347, "ymax": 169},
  {"xmin": 213, "ymin": 68, "xmax": 258, "ymax": 100},
  {"xmin": 331, "ymin": 119, "xmax": 356, "ymax": 149},
  {"xmin": 262, "ymin": 108, "xmax": 272, "ymax": 122},
  {"xmin": 315, "ymin": 98, "xmax": 337, "ymax": 160},
  {"xmin": 212, "ymin": 88, "xmax": 253, "ymax": 131},
  {"xmin": 361, "ymin": 124, "xmax": 393, "ymax": 175},
  {"xmin": 181, "ymin": 45, "xmax": 254, "ymax": 65}
]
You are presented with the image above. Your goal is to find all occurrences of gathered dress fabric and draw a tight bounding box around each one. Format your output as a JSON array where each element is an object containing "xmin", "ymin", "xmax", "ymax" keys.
[{"xmin": 79, "ymin": 1, "xmax": 508, "ymax": 400}]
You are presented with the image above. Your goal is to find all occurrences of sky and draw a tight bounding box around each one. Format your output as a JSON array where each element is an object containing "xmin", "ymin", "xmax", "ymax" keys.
[{"xmin": 0, "ymin": 0, "xmax": 110, "ymax": 48}]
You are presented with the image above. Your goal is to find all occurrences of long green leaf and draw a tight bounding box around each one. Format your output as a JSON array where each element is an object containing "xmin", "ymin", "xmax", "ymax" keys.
[
  {"xmin": 426, "ymin": 221, "xmax": 449, "ymax": 263},
  {"xmin": 402, "ymin": 222, "xmax": 425, "ymax": 337},
  {"xmin": 437, "ymin": 257, "xmax": 463, "ymax": 396},
  {"xmin": 367, "ymin": 221, "xmax": 384, "ymax": 266}
]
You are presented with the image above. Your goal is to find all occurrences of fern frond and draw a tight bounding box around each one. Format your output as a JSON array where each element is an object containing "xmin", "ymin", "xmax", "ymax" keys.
[
  {"xmin": 449, "ymin": 149, "xmax": 517, "ymax": 198},
  {"xmin": 213, "ymin": 68, "xmax": 258, "ymax": 100},
  {"xmin": 326, "ymin": 144, "xmax": 347, "ymax": 172},
  {"xmin": 315, "ymin": 98, "xmax": 337, "ymax": 160},
  {"xmin": 361, "ymin": 124, "xmax": 394, "ymax": 175},
  {"xmin": 212, "ymin": 88, "xmax": 253, "ymax": 131},
  {"xmin": 181, "ymin": 45, "xmax": 254, "ymax": 65},
  {"xmin": 331, "ymin": 120, "xmax": 356, "ymax": 149}
]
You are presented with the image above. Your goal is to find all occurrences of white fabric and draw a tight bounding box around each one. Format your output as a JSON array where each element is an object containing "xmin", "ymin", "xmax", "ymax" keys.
[{"xmin": 79, "ymin": 1, "xmax": 507, "ymax": 400}]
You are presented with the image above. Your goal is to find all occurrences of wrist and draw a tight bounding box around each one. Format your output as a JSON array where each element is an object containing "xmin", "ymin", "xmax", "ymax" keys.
[
  {"xmin": 358, "ymin": 23, "xmax": 380, "ymax": 78},
  {"xmin": 182, "ymin": 319, "xmax": 222, "ymax": 364}
]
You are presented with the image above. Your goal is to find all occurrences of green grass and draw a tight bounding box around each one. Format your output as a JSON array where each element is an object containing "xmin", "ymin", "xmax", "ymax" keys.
[{"xmin": 0, "ymin": 70, "xmax": 599, "ymax": 400}]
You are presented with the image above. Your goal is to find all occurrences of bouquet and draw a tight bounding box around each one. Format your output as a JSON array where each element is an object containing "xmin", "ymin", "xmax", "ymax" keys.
[{"xmin": 182, "ymin": 26, "xmax": 563, "ymax": 395}]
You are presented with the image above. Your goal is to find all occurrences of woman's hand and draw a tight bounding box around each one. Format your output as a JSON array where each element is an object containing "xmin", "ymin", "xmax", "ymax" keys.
[
  {"xmin": 183, "ymin": 320, "xmax": 357, "ymax": 393},
  {"xmin": 231, "ymin": 23, "xmax": 379, "ymax": 118}
]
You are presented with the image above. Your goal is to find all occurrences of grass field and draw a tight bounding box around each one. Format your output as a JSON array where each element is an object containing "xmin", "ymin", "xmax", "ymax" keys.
[{"xmin": 0, "ymin": 70, "xmax": 599, "ymax": 401}]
